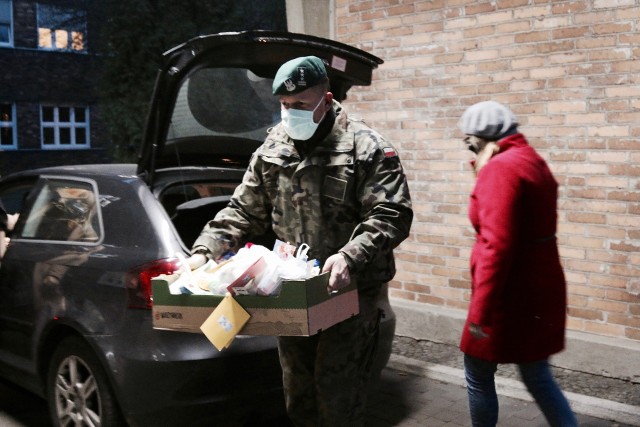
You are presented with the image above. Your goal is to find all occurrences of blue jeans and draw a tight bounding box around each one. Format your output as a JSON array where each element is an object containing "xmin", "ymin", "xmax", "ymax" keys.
[{"xmin": 464, "ymin": 354, "xmax": 578, "ymax": 427}]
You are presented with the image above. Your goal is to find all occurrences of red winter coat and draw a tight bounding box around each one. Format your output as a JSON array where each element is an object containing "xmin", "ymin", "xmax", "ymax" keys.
[{"xmin": 459, "ymin": 133, "xmax": 567, "ymax": 363}]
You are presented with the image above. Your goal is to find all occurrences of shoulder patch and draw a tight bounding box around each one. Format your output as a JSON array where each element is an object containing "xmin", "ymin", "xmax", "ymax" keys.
[{"xmin": 383, "ymin": 147, "xmax": 398, "ymax": 158}]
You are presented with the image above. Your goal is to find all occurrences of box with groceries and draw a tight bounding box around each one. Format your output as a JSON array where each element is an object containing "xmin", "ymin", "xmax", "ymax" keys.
[{"xmin": 151, "ymin": 242, "xmax": 359, "ymax": 337}]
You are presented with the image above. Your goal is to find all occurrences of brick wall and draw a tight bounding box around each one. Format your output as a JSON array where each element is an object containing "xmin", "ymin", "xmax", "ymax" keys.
[{"xmin": 334, "ymin": 0, "xmax": 640, "ymax": 343}]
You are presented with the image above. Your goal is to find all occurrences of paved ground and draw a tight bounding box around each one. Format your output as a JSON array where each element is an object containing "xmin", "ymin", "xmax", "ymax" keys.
[
  {"xmin": 1, "ymin": 335, "xmax": 638, "ymax": 426},
  {"xmin": 392, "ymin": 336, "xmax": 640, "ymax": 406},
  {"xmin": 366, "ymin": 365, "xmax": 638, "ymax": 426},
  {"xmin": 367, "ymin": 336, "xmax": 640, "ymax": 427}
]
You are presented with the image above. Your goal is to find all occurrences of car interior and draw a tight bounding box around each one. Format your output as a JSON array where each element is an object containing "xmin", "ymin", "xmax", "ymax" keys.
[
  {"xmin": 160, "ymin": 182, "xmax": 278, "ymax": 250},
  {"xmin": 160, "ymin": 183, "xmax": 235, "ymax": 248}
]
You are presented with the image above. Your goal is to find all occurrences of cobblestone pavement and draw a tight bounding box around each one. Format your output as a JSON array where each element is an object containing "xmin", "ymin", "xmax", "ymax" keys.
[{"xmin": 391, "ymin": 336, "xmax": 640, "ymax": 406}]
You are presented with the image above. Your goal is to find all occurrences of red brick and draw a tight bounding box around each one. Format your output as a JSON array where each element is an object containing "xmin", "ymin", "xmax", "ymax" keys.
[
  {"xmin": 497, "ymin": 0, "xmax": 530, "ymax": 8},
  {"xmin": 626, "ymin": 328, "xmax": 640, "ymax": 341},
  {"xmin": 567, "ymin": 212, "xmax": 606, "ymax": 224},
  {"xmin": 552, "ymin": 26, "xmax": 589, "ymax": 39},
  {"xmin": 610, "ymin": 241, "xmax": 640, "ymax": 252},
  {"xmin": 568, "ymin": 308, "xmax": 604, "ymax": 321},
  {"xmin": 606, "ymin": 290, "xmax": 640, "ymax": 303},
  {"xmin": 551, "ymin": 2, "xmax": 588, "ymax": 14},
  {"xmin": 593, "ymin": 22, "xmax": 633, "ymax": 35},
  {"xmin": 465, "ymin": 2, "xmax": 496, "ymax": 15}
]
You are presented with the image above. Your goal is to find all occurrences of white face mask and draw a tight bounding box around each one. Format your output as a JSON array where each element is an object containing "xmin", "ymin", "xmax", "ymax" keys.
[{"xmin": 281, "ymin": 96, "xmax": 326, "ymax": 140}]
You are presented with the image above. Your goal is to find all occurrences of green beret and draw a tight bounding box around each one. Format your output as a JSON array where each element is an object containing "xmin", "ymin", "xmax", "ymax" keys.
[{"xmin": 272, "ymin": 56, "xmax": 328, "ymax": 95}]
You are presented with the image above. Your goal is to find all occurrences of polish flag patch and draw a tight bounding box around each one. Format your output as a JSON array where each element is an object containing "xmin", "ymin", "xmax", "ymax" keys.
[{"xmin": 383, "ymin": 147, "xmax": 397, "ymax": 158}]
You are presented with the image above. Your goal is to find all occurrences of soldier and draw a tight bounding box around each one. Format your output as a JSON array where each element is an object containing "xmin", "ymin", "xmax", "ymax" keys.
[{"xmin": 187, "ymin": 56, "xmax": 413, "ymax": 426}]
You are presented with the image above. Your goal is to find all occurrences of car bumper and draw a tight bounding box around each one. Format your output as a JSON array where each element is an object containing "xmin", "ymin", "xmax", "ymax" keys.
[{"xmin": 90, "ymin": 319, "xmax": 285, "ymax": 426}]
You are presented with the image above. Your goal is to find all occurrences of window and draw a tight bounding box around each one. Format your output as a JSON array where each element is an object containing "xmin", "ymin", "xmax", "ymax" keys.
[
  {"xmin": 41, "ymin": 106, "xmax": 90, "ymax": 149},
  {"xmin": 0, "ymin": 0, "xmax": 12, "ymax": 46},
  {"xmin": 0, "ymin": 103, "xmax": 17, "ymax": 149},
  {"xmin": 19, "ymin": 179, "xmax": 101, "ymax": 243},
  {"xmin": 168, "ymin": 68, "xmax": 281, "ymax": 142},
  {"xmin": 37, "ymin": 3, "xmax": 86, "ymax": 52}
]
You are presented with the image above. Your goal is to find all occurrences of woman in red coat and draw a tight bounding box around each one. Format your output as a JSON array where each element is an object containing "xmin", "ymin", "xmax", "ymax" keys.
[{"xmin": 458, "ymin": 101, "xmax": 577, "ymax": 427}]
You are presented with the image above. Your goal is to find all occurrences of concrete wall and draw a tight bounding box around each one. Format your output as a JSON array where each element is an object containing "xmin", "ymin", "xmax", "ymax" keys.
[
  {"xmin": 394, "ymin": 299, "xmax": 640, "ymax": 382},
  {"xmin": 285, "ymin": 0, "xmax": 333, "ymax": 38}
]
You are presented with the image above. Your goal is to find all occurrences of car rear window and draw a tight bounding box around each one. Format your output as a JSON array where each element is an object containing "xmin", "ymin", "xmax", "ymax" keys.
[{"xmin": 168, "ymin": 67, "xmax": 281, "ymax": 143}]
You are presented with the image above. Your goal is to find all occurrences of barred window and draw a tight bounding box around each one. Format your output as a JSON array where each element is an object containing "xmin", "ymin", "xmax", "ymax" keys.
[{"xmin": 41, "ymin": 106, "xmax": 90, "ymax": 149}]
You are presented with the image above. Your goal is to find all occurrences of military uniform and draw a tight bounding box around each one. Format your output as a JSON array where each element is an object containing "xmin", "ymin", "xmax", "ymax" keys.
[
  {"xmin": 193, "ymin": 102, "xmax": 411, "ymax": 286},
  {"xmin": 192, "ymin": 53, "xmax": 412, "ymax": 425},
  {"xmin": 192, "ymin": 100, "xmax": 412, "ymax": 426}
]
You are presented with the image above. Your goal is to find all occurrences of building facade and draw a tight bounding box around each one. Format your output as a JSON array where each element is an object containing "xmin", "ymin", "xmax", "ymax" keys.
[
  {"xmin": 0, "ymin": 0, "xmax": 109, "ymax": 176},
  {"xmin": 289, "ymin": 0, "xmax": 640, "ymax": 381}
]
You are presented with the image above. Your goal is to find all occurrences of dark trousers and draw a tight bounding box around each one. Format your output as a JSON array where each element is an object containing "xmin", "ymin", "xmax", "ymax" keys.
[{"xmin": 277, "ymin": 303, "xmax": 380, "ymax": 427}]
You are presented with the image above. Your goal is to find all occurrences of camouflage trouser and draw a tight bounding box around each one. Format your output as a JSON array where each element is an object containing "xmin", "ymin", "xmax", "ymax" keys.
[{"xmin": 277, "ymin": 299, "xmax": 381, "ymax": 427}]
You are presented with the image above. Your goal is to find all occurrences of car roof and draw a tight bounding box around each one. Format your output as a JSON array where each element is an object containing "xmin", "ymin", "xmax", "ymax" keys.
[
  {"xmin": 4, "ymin": 164, "xmax": 138, "ymax": 180},
  {"xmin": 137, "ymin": 30, "xmax": 384, "ymax": 186}
]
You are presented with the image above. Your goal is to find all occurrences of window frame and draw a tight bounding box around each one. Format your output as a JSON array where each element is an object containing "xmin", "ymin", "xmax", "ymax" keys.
[
  {"xmin": 0, "ymin": 0, "xmax": 13, "ymax": 47},
  {"xmin": 40, "ymin": 105, "xmax": 91, "ymax": 150},
  {"xmin": 0, "ymin": 102, "xmax": 17, "ymax": 150},
  {"xmin": 36, "ymin": 2, "xmax": 87, "ymax": 53}
]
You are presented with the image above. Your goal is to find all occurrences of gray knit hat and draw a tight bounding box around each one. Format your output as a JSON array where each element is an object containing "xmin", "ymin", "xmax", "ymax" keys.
[{"xmin": 458, "ymin": 101, "xmax": 518, "ymax": 140}]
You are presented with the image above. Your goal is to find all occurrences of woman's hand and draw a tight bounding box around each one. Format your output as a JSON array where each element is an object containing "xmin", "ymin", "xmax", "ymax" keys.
[{"xmin": 469, "ymin": 322, "xmax": 489, "ymax": 339}]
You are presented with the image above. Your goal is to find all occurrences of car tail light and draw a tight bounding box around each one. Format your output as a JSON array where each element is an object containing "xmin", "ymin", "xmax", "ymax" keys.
[{"xmin": 126, "ymin": 257, "xmax": 181, "ymax": 309}]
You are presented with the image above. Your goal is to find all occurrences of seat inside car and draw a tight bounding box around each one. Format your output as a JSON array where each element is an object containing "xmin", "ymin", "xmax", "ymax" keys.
[
  {"xmin": 161, "ymin": 185, "xmax": 201, "ymax": 218},
  {"xmin": 171, "ymin": 195, "xmax": 232, "ymax": 248}
]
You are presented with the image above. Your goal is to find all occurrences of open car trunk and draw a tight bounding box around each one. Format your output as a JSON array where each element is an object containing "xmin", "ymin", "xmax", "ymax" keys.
[{"xmin": 137, "ymin": 30, "xmax": 384, "ymax": 187}]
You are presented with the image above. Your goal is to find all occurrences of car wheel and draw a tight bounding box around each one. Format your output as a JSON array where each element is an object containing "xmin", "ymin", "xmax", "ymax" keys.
[{"xmin": 47, "ymin": 336, "xmax": 124, "ymax": 427}]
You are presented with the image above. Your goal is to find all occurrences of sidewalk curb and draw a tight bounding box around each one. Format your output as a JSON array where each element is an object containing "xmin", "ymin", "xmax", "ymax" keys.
[{"xmin": 388, "ymin": 354, "xmax": 640, "ymax": 426}]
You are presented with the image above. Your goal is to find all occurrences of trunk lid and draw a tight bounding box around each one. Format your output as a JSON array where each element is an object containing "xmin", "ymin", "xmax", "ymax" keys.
[{"xmin": 136, "ymin": 30, "xmax": 383, "ymax": 186}]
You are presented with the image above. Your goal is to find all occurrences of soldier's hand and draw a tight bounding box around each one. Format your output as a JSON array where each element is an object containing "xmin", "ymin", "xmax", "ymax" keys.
[
  {"xmin": 322, "ymin": 253, "xmax": 351, "ymax": 293},
  {"xmin": 185, "ymin": 253, "xmax": 208, "ymax": 270}
]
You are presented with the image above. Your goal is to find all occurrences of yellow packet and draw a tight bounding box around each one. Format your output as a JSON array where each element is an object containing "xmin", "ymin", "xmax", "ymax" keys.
[{"xmin": 200, "ymin": 293, "xmax": 250, "ymax": 350}]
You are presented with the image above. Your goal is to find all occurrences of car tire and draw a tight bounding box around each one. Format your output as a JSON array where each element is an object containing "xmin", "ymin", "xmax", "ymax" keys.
[{"xmin": 47, "ymin": 336, "xmax": 124, "ymax": 427}]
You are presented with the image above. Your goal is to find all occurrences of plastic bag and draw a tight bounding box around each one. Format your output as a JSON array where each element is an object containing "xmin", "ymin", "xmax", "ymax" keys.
[{"xmin": 168, "ymin": 242, "xmax": 321, "ymax": 296}]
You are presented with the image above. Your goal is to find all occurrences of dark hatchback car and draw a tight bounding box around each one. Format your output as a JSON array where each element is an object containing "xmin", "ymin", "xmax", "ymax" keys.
[{"xmin": 0, "ymin": 30, "xmax": 394, "ymax": 427}]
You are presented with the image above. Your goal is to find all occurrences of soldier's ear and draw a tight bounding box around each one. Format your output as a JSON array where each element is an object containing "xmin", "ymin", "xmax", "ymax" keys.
[{"xmin": 325, "ymin": 92, "xmax": 334, "ymax": 106}]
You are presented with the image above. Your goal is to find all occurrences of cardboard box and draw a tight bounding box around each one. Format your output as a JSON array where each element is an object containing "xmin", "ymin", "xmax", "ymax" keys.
[{"xmin": 152, "ymin": 272, "xmax": 359, "ymax": 336}]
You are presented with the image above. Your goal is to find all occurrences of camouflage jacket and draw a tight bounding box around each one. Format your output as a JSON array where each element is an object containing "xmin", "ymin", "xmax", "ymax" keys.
[{"xmin": 192, "ymin": 101, "xmax": 413, "ymax": 290}]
